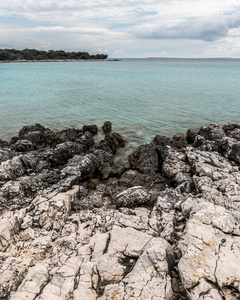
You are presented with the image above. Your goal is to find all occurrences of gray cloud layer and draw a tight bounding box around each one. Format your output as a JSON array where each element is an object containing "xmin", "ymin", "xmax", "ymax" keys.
[{"xmin": 132, "ymin": 11, "xmax": 240, "ymax": 41}]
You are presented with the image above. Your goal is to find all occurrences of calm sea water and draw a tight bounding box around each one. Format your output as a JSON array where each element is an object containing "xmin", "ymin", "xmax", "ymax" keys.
[{"xmin": 1, "ymin": 58, "xmax": 240, "ymax": 152}]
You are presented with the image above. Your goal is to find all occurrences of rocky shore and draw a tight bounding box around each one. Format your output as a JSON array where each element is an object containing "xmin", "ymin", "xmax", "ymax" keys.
[{"xmin": 0, "ymin": 121, "xmax": 240, "ymax": 300}]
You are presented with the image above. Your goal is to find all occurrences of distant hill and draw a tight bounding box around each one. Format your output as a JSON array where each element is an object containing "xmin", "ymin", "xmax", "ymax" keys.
[{"xmin": 0, "ymin": 48, "xmax": 108, "ymax": 61}]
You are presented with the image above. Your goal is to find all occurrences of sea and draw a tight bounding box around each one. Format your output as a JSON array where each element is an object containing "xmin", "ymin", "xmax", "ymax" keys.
[{"xmin": 1, "ymin": 58, "xmax": 240, "ymax": 153}]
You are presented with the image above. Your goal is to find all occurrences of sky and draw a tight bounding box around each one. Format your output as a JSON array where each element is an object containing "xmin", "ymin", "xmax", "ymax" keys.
[{"xmin": 0, "ymin": 0, "xmax": 240, "ymax": 58}]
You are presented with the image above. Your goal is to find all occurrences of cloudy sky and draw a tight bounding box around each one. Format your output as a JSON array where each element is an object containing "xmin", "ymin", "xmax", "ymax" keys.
[{"xmin": 0, "ymin": 0, "xmax": 240, "ymax": 58}]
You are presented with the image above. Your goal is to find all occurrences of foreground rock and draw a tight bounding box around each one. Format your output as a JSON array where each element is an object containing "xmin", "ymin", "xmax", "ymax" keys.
[{"xmin": 0, "ymin": 122, "xmax": 240, "ymax": 299}]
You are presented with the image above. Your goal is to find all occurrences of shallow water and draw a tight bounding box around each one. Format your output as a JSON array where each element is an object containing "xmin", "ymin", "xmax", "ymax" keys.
[{"xmin": 1, "ymin": 58, "xmax": 240, "ymax": 151}]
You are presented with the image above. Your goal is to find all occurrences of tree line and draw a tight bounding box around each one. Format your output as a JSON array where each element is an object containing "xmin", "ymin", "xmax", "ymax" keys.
[{"xmin": 0, "ymin": 49, "xmax": 108, "ymax": 61}]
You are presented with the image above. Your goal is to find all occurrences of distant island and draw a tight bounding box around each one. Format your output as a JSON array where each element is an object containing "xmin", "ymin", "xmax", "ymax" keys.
[{"xmin": 0, "ymin": 48, "xmax": 109, "ymax": 62}]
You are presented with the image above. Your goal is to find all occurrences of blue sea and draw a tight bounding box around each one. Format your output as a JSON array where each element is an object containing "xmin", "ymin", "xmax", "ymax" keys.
[{"xmin": 1, "ymin": 58, "xmax": 240, "ymax": 152}]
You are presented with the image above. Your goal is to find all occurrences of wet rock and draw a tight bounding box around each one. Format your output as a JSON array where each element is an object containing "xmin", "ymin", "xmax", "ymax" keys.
[
  {"xmin": 102, "ymin": 121, "xmax": 112, "ymax": 133},
  {"xmin": 186, "ymin": 128, "xmax": 199, "ymax": 143},
  {"xmin": 18, "ymin": 123, "xmax": 55, "ymax": 147},
  {"xmin": 82, "ymin": 124, "xmax": 98, "ymax": 135},
  {"xmin": 173, "ymin": 132, "xmax": 186, "ymax": 143},
  {"xmin": 102, "ymin": 133, "xmax": 126, "ymax": 154}
]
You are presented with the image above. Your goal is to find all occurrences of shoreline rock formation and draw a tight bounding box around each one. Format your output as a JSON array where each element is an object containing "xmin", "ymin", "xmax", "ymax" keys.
[{"xmin": 0, "ymin": 122, "xmax": 240, "ymax": 299}]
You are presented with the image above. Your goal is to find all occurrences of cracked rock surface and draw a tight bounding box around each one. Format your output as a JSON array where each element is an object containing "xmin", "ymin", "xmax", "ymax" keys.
[{"xmin": 1, "ymin": 122, "xmax": 240, "ymax": 299}]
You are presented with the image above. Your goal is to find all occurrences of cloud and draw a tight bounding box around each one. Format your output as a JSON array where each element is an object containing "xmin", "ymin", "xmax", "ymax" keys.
[
  {"xmin": 0, "ymin": 0, "xmax": 240, "ymax": 57},
  {"xmin": 132, "ymin": 11, "xmax": 240, "ymax": 41}
]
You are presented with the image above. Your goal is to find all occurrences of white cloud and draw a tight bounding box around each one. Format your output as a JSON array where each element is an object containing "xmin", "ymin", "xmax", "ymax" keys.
[{"xmin": 0, "ymin": 0, "xmax": 240, "ymax": 57}]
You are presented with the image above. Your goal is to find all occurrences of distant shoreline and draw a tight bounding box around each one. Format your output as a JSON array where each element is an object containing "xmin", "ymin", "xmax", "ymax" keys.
[
  {"xmin": 0, "ymin": 58, "xmax": 120, "ymax": 63},
  {"xmin": 147, "ymin": 57, "xmax": 238, "ymax": 60}
]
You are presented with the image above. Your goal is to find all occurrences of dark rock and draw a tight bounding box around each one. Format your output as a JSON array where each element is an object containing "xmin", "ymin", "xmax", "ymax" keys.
[
  {"xmin": 186, "ymin": 128, "xmax": 199, "ymax": 143},
  {"xmin": 0, "ymin": 149, "xmax": 15, "ymax": 164},
  {"xmin": 18, "ymin": 123, "xmax": 55, "ymax": 147},
  {"xmin": 21, "ymin": 131, "xmax": 42, "ymax": 145},
  {"xmin": 15, "ymin": 140, "xmax": 33, "ymax": 152},
  {"xmin": 82, "ymin": 124, "xmax": 98, "ymax": 135},
  {"xmin": 98, "ymin": 162, "xmax": 113, "ymax": 179},
  {"xmin": 227, "ymin": 142, "xmax": 240, "ymax": 164},
  {"xmin": 151, "ymin": 135, "xmax": 173, "ymax": 147},
  {"xmin": 54, "ymin": 128, "xmax": 82, "ymax": 144},
  {"xmin": 10, "ymin": 136, "xmax": 19, "ymax": 144},
  {"xmin": 18, "ymin": 123, "xmax": 46, "ymax": 138},
  {"xmin": 112, "ymin": 132, "xmax": 127, "ymax": 148},
  {"xmin": 78, "ymin": 132, "xmax": 94, "ymax": 150},
  {"xmin": 192, "ymin": 135, "xmax": 205, "ymax": 148},
  {"xmin": 87, "ymin": 178, "xmax": 100, "ymax": 190},
  {"xmin": 222, "ymin": 122, "xmax": 240, "ymax": 135},
  {"xmin": 198, "ymin": 123, "xmax": 225, "ymax": 141},
  {"xmin": 0, "ymin": 139, "xmax": 10, "ymax": 148},
  {"xmin": 222, "ymin": 123, "xmax": 240, "ymax": 141},
  {"xmin": 129, "ymin": 144, "xmax": 159, "ymax": 174},
  {"xmin": 173, "ymin": 133, "xmax": 186, "ymax": 143},
  {"xmin": 66, "ymin": 154, "xmax": 97, "ymax": 179},
  {"xmin": 111, "ymin": 157, "xmax": 130, "ymax": 177},
  {"xmin": 151, "ymin": 134, "xmax": 186, "ymax": 149},
  {"xmin": 115, "ymin": 186, "xmax": 151, "ymax": 207},
  {"xmin": 44, "ymin": 142, "xmax": 84, "ymax": 167},
  {"xmin": 102, "ymin": 121, "xmax": 112, "ymax": 133},
  {"xmin": 103, "ymin": 133, "xmax": 126, "ymax": 154}
]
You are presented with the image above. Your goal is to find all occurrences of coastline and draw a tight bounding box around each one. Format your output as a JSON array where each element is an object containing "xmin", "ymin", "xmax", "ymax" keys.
[
  {"xmin": 0, "ymin": 121, "xmax": 240, "ymax": 299},
  {"xmin": 0, "ymin": 58, "xmax": 120, "ymax": 63}
]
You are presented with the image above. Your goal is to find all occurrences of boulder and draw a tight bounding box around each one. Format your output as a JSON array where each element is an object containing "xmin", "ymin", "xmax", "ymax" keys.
[
  {"xmin": 82, "ymin": 124, "xmax": 98, "ymax": 135},
  {"xmin": 115, "ymin": 186, "xmax": 151, "ymax": 207},
  {"xmin": 186, "ymin": 128, "xmax": 199, "ymax": 143},
  {"xmin": 129, "ymin": 144, "xmax": 159, "ymax": 174},
  {"xmin": 102, "ymin": 121, "xmax": 112, "ymax": 133}
]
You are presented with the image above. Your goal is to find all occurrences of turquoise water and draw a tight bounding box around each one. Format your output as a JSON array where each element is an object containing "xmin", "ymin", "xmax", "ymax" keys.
[{"xmin": 1, "ymin": 58, "xmax": 240, "ymax": 150}]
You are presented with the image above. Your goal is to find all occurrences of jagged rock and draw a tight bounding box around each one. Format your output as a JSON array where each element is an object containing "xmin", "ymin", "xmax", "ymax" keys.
[
  {"xmin": 1, "ymin": 122, "xmax": 240, "ymax": 300},
  {"xmin": 99, "ymin": 238, "xmax": 174, "ymax": 300},
  {"xmin": 129, "ymin": 144, "xmax": 159, "ymax": 174},
  {"xmin": 54, "ymin": 128, "xmax": 82, "ymax": 144},
  {"xmin": 10, "ymin": 262, "xmax": 49, "ymax": 300},
  {"xmin": 18, "ymin": 123, "xmax": 55, "ymax": 147},
  {"xmin": 115, "ymin": 186, "xmax": 151, "ymax": 208},
  {"xmin": 102, "ymin": 133, "xmax": 126, "ymax": 154},
  {"xmin": 186, "ymin": 128, "xmax": 199, "ymax": 143},
  {"xmin": 112, "ymin": 132, "xmax": 127, "ymax": 148},
  {"xmin": 82, "ymin": 124, "xmax": 98, "ymax": 135},
  {"xmin": 178, "ymin": 203, "xmax": 240, "ymax": 300},
  {"xmin": 223, "ymin": 122, "xmax": 240, "ymax": 140},
  {"xmin": 102, "ymin": 121, "xmax": 112, "ymax": 133},
  {"xmin": 44, "ymin": 142, "xmax": 84, "ymax": 167},
  {"xmin": 162, "ymin": 147, "xmax": 193, "ymax": 192},
  {"xmin": 198, "ymin": 123, "xmax": 226, "ymax": 141},
  {"xmin": 173, "ymin": 132, "xmax": 186, "ymax": 143},
  {"xmin": 0, "ymin": 156, "xmax": 25, "ymax": 181},
  {"xmin": 15, "ymin": 139, "xmax": 33, "ymax": 152}
]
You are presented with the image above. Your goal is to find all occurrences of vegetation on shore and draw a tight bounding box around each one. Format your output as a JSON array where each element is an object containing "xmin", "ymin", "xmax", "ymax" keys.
[{"xmin": 0, "ymin": 48, "xmax": 108, "ymax": 61}]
